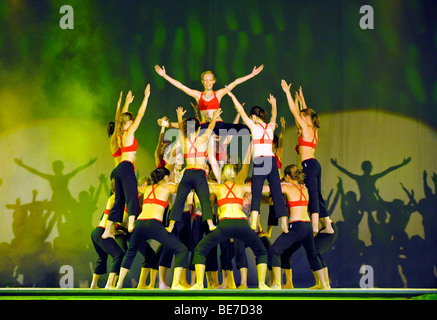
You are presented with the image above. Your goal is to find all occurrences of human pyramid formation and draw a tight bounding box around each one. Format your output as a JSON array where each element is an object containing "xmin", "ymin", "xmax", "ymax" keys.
[{"xmin": 90, "ymin": 65, "xmax": 336, "ymax": 290}]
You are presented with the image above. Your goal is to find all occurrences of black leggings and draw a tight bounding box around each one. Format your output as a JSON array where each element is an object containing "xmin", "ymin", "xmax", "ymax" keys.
[
  {"xmin": 91, "ymin": 227, "xmax": 125, "ymax": 274},
  {"xmin": 251, "ymin": 156, "xmax": 287, "ymax": 218},
  {"xmin": 108, "ymin": 161, "xmax": 138, "ymax": 223},
  {"xmin": 190, "ymin": 216, "xmax": 218, "ymax": 272},
  {"xmin": 302, "ymin": 158, "xmax": 327, "ymax": 218},
  {"xmin": 200, "ymin": 121, "xmax": 250, "ymax": 136},
  {"xmin": 159, "ymin": 211, "xmax": 192, "ymax": 268},
  {"xmin": 234, "ymin": 236, "xmax": 272, "ymax": 270},
  {"xmin": 169, "ymin": 169, "xmax": 213, "ymax": 222},
  {"xmin": 278, "ymin": 222, "xmax": 338, "ymax": 269},
  {"xmin": 268, "ymin": 221, "xmax": 323, "ymax": 271},
  {"xmin": 121, "ymin": 219, "xmax": 188, "ymax": 270},
  {"xmin": 193, "ymin": 219, "xmax": 267, "ymax": 266}
]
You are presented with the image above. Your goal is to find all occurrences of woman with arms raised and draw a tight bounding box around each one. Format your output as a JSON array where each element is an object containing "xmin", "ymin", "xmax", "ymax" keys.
[
  {"xmin": 281, "ymin": 81, "xmax": 333, "ymax": 236},
  {"xmin": 102, "ymin": 85, "xmax": 151, "ymax": 240},
  {"xmin": 154, "ymin": 65, "xmax": 263, "ymax": 134},
  {"xmin": 226, "ymin": 87, "xmax": 288, "ymax": 234}
]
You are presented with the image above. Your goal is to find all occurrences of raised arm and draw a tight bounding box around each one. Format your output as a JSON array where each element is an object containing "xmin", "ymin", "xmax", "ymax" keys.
[
  {"xmin": 281, "ymin": 80, "xmax": 308, "ymax": 130},
  {"xmin": 127, "ymin": 84, "xmax": 150, "ymax": 135},
  {"xmin": 235, "ymin": 142, "xmax": 253, "ymax": 184},
  {"xmin": 374, "ymin": 157, "xmax": 412, "ymax": 179},
  {"xmin": 216, "ymin": 65, "xmax": 264, "ymax": 99},
  {"xmin": 275, "ymin": 117, "xmax": 285, "ymax": 163},
  {"xmin": 65, "ymin": 158, "xmax": 97, "ymax": 179},
  {"xmin": 122, "ymin": 90, "xmax": 134, "ymax": 113},
  {"xmin": 155, "ymin": 65, "xmax": 201, "ymax": 100},
  {"xmin": 297, "ymin": 86, "xmax": 308, "ymax": 110},
  {"xmin": 202, "ymin": 108, "xmax": 223, "ymax": 141},
  {"xmin": 110, "ymin": 91, "xmax": 123, "ymax": 148},
  {"xmin": 267, "ymin": 93, "xmax": 277, "ymax": 124},
  {"xmin": 154, "ymin": 116, "xmax": 169, "ymax": 167},
  {"xmin": 330, "ymin": 158, "xmax": 358, "ymax": 180},
  {"xmin": 225, "ymin": 86, "xmax": 255, "ymax": 129},
  {"xmin": 13, "ymin": 158, "xmax": 50, "ymax": 179}
]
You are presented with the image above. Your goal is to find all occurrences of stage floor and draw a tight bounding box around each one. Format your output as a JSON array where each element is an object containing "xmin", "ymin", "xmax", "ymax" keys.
[{"xmin": 0, "ymin": 288, "xmax": 436, "ymax": 300}]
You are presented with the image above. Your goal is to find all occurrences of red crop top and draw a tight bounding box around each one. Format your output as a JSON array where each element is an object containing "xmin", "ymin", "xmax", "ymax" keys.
[
  {"xmin": 120, "ymin": 130, "xmax": 138, "ymax": 153},
  {"xmin": 252, "ymin": 123, "xmax": 273, "ymax": 145},
  {"xmin": 143, "ymin": 185, "xmax": 169, "ymax": 208},
  {"xmin": 217, "ymin": 183, "xmax": 244, "ymax": 207},
  {"xmin": 296, "ymin": 128, "xmax": 317, "ymax": 154},
  {"xmin": 112, "ymin": 148, "xmax": 122, "ymax": 158},
  {"xmin": 184, "ymin": 136, "xmax": 207, "ymax": 159},
  {"xmin": 287, "ymin": 183, "xmax": 308, "ymax": 207},
  {"xmin": 198, "ymin": 91, "xmax": 220, "ymax": 111}
]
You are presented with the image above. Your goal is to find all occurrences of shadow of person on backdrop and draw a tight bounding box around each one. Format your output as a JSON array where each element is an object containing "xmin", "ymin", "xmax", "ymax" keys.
[
  {"xmin": 398, "ymin": 171, "xmax": 437, "ymax": 287},
  {"xmin": 6, "ymin": 190, "xmax": 58, "ymax": 286},
  {"xmin": 326, "ymin": 157, "xmax": 437, "ymax": 288},
  {"xmin": 323, "ymin": 177, "xmax": 366, "ymax": 287},
  {"xmin": 13, "ymin": 158, "xmax": 96, "ymax": 220},
  {"xmin": 330, "ymin": 157, "xmax": 411, "ymax": 215},
  {"xmin": 54, "ymin": 173, "xmax": 108, "ymax": 286},
  {"xmin": 8, "ymin": 157, "xmax": 105, "ymax": 287}
]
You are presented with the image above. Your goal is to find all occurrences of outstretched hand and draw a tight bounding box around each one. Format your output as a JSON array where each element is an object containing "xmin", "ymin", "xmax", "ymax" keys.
[
  {"xmin": 144, "ymin": 84, "xmax": 151, "ymax": 98},
  {"xmin": 281, "ymin": 79, "xmax": 292, "ymax": 92},
  {"xmin": 251, "ymin": 65, "xmax": 264, "ymax": 76},
  {"xmin": 154, "ymin": 65, "xmax": 166, "ymax": 77},
  {"xmin": 125, "ymin": 90, "xmax": 135, "ymax": 104},
  {"xmin": 267, "ymin": 93, "xmax": 276, "ymax": 105},
  {"xmin": 176, "ymin": 106, "xmax": 186, "ymax": 119}
]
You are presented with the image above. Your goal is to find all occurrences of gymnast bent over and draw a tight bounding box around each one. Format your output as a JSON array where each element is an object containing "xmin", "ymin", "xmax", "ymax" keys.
[
  {"xmin": 115, "ymin": 167, "xmax": 189, "ymax": 290},
  {"xmin": 190, "ymin": 164, "xmax": 271, "ymax": 290},
  {"xmin": 268, "ymin": 165, "xmax": 330, "ymax": 290},
  {"xmin": 90, "ymin": 181, "xmax": 124, "ymax": 289}
]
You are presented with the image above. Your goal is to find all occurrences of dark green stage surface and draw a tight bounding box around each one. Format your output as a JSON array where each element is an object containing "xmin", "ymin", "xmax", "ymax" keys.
[{"xmin": 0, "ymin": 288, "xmax": 436, "ymax": 300}]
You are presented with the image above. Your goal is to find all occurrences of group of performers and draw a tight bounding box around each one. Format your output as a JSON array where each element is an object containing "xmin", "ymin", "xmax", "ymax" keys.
[{"xmin": 90, "ymin": 65, "xmax": 337, "ymax": 290}]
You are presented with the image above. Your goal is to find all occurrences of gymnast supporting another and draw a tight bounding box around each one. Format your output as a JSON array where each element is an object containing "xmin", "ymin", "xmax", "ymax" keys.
[
  {"xmin": 190, "ymin": 164, "xmax": 271, "ymax": 290},
  {"xmin": 90, "ymin": 181, "xmax": 124, "ymax": 289},
  {"xmin": 268, "ymin": 165, "xmax": 330, "ymax": 290},
  {"xmin": 115, "ymin": 167, "xmax": 189, "ymax": 290}
]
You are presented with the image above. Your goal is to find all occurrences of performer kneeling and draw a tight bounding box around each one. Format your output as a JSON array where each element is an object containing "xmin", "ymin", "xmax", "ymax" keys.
[
  {"xmin": 115, "ymin": 167, "xmax": 189, "ymax": 290},
  {"xmin": 190, "ymin": 164, "xmax": 271, "ymax": 290}
]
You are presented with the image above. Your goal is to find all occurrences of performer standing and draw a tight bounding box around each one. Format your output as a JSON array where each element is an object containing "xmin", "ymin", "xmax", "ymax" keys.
[
  {"xmin": 166, "ymin": 107, "xmax": 222, "ymax": 234},
  {"xmin": 226, "ymin": 87, "xmax": 288, "ymax": 234},
  {"xmin": 154, "ymin": 65, "xmax": 263, "ymax": 134},
  {"xmin": 108, "ymin": 91, "xmax": 135, "ymax": 171},
  {"xmin": 102, "ymin": 85, "xmax": 151, "ymax": 239},
  {"xmin": 281, "ymin": 81, "xmax": 333, "ymax": 235}
]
